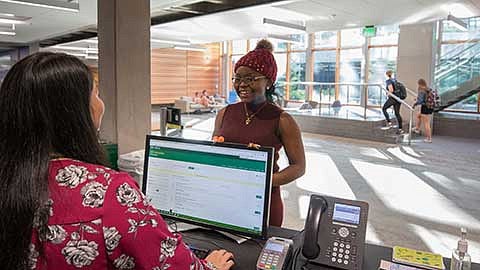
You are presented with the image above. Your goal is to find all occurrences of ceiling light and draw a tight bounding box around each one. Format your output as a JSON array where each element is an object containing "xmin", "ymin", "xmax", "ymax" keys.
[
  {"xmin": 164, "ymin": 6, "xmax": 203, "ymax": 15},
  {"xmin": 174, "ymin": 45, "xmax": 206, "ymax": 52},
  {"xmin": 151, "ymin": 38, "xmax": 191, "ymax": 46},
  {"xmin": 263, "ymin": 18, "xmax": 306, "ymax": 32},
  {"xmin": 84, "ymin": 39, "xmax": 98, "ymax": 44},
  {"xmin": 0, "ymin": 31, "xmax": 15, "ymax": 36},
  {"xmin": 442, "ymin": 3, "xmax": 474, "ymax": 18},
  {"xmin": 55, "ymin": 51, "xmax": 86, "ymax": 57},
  {"xmin": 267, "ymin": 34, "xmax": 303, "ymax": 45},
  {"xmin": 0, "ymin": 14, "xmax": 31, "ymax": 24},
  {"xmin": 0, "ymin": 0, "xmax": 79, "ymax": 12},
  {"xmin": 51, "ymin": 45, "xmax": 88, "ymax": 51},
  {"xmin": 447, "ymin": 14, "xmax": 468, "ymax": 31}
]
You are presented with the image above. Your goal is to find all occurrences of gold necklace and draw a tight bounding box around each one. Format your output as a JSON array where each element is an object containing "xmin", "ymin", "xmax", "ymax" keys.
[{"xmin": 244, "ymin": 102, "xmax": 268, "ymax": 125}]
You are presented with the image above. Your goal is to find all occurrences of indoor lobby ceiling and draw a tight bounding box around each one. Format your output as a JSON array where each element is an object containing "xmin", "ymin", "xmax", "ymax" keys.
[
  {"xmin": 0, "ymin": 0, "xmax": 479, "ymax": 49},
  {"xmin": 150, "ymin": 0, "xmax": 480, "ymax": 45}
]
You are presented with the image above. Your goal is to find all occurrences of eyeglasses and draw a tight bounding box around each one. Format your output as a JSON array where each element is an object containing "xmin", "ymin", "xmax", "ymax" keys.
[{"xmin": 232, "ymin": 75, "xmax": 266, "ymax": 85}]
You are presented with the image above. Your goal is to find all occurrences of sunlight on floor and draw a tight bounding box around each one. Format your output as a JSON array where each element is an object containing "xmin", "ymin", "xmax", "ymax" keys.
[
  {"xmin": 423, "ymin": 171, "xmax": 457, "ymax": 190},
  {"xmin": 298, "ymin": 195, "xmax": 310, "ymax": 220},
  {"xmin": 458, "ymin": 177, "xmax": 480, "ymax": 189},
  {"xmin": 359, "ymin": 147, "xmax": 391, "ymax": 160},
  {"xmin": 409, "ymin": 224, "xmax": 480, "ymax": 263},
  {"xmin": 401, "ymin": 146, "xmax": 422, "ymax": 158},
  {"xmin": 296, "ymin": 152, "xmax": 356, "ymax": 199},
  {"xmin": 191, "ymin": 117, "xmax": 215, "ymax": 132},
  {"xmin": 351, "ymin": 159, "xmax": 480, "ymax": 229},
  {"xmin": 387, "ymin": 147, "xmax": 425, "ymax": 166},
  {"xmin": 366, "ymin": 222, "xmax": 384, "ymax": 246}
]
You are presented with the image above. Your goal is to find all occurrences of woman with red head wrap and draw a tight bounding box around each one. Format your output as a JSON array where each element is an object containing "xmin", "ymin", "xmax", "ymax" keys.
[{"xmin": 213, "ymin": 39, "xmax": 306, "ymax": 227}]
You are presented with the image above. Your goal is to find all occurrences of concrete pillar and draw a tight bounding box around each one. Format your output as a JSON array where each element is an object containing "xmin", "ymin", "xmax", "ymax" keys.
[
  {"xmin": 98, "ymin": 0, "xmax": 151, "ymax": 154},
  {"xmin": 396, "ymin": 22, "xmax": 435, "ymax": 127}
]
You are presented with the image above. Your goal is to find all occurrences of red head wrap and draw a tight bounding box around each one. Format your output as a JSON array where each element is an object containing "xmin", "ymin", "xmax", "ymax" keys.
[{"xmin": 234, "ymin": 39, "xmax": 277, "ymax": 83}]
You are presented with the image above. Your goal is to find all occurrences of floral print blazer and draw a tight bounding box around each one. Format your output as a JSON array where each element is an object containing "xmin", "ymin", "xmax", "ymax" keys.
[{"xmin": 30, "ymin": 158, "xmax": 214, "ymax": 270}]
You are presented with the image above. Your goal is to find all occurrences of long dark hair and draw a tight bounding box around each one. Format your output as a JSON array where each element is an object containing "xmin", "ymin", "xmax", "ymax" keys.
[{"xmin": 0, "ymin": 52, "xmax": 107, "ymax": 269}]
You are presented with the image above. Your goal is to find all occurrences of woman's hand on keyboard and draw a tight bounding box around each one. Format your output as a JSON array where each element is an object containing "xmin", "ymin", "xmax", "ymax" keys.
[{"xmin": 205, "ymin": 249, "xmax": 235, "ymax": 270}]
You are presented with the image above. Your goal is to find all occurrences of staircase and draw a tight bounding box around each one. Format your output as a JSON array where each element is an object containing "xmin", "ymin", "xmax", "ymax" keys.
[{"xmin": 434, "ymin": 41, "xmax": 480, "ymax": 111}]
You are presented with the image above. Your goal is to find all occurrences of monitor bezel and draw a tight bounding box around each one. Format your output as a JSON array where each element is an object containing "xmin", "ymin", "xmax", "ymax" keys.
[{"xmin": 142, "ymin": 135, "xmax": 274, "ymax": 239}]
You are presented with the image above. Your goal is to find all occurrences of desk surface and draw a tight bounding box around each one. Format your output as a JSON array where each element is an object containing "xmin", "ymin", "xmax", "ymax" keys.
[{"xmin": 182, "ymin": 227, "xmax": 479, "ymax": 270}]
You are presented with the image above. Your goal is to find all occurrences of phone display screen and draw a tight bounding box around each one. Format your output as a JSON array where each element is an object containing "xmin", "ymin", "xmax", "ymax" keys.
[
  {"xmin": 265, "ymin": 242, "xmax": 284, "ymax": 252},
  {"xmin": 333, "ymin": 203, "xmax": 361, "ymax": 225}
]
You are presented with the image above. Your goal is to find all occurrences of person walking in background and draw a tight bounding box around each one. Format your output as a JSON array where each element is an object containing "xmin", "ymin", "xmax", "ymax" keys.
[
  {"xmin": 382, "ymin": 70, "xmax": 404, "ymax": 134},
  {"xmin": 412, "ymin": 78, "xmax": 434, "ymax": 143}
]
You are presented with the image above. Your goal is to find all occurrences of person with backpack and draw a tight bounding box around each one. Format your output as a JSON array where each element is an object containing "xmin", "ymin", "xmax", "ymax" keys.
[
  {"xmin": 382, "ymin": 70, "xmax": 405, "ymax": 134},
  {"xmin": 412, "ymin": 78, "xmax": 434, "ymax": 143}
]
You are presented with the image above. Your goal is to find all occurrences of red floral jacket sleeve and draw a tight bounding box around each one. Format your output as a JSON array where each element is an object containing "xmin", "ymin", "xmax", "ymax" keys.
[{"xmin": 30, "ymin": 159, "xmax": 213, "ymax": 270}]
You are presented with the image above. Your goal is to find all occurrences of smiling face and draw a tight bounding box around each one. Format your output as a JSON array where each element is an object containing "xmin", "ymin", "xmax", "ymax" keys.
[{"xmin": 233, "ymin": 66, "xmax": 272, "ymax": 104}]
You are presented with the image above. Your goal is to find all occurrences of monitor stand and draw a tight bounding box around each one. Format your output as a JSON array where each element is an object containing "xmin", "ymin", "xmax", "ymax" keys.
[{"xmin": 172, "ymin": 221, "xmax": 250, "ymax": 244}]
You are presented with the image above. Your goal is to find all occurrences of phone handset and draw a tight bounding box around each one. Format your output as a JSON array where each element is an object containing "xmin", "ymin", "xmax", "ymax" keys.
[{"xmin": 302, "ymin": 195, "xmax": 328, "ymax": 259}]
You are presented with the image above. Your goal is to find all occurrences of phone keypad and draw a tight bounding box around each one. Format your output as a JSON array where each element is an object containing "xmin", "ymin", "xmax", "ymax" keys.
[{"xmin": 329, "ymin": 238, "xmax": 356, "ymax": 266}]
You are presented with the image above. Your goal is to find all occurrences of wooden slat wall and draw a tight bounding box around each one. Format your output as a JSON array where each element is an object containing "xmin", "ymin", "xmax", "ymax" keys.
[{"xmin": 151, "ymin": 43, "xmax": 220, "ymax": 104}]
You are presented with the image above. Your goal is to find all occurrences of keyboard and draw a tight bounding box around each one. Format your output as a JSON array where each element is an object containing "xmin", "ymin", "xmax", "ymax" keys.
[{"xmin": 188, "ymin": 245, "xmax": 210, "ymax": 259}]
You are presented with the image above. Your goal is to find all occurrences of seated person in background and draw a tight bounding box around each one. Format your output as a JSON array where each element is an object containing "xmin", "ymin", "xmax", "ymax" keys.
[
  {"xmin": 0, "ymin": 52, "xmax": 234, "ymax": 270},
  {"xmin": 194, "ymin": 91, "xmax": 203, "ymax": 104},
  {"xmin": 201, "ymin": 89, "xmax": 216, "ymax": 105}
]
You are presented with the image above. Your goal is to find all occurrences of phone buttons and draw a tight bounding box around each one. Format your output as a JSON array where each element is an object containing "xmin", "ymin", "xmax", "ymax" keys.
[
  {"xmin": 338, "ymin": 259, "xmax": 343, "ymax": 263},
  {"xmin": 339, "ymin": 243, "xmax": 345, "ymax": 248},
  {"xmin": 332, "ymin": 252, "xmax": 337, "ymax": 257},
  {"xmin": 338, "ymin": 254, "xmax": 343, "ymax": 258},
  {"xmin": 344, "ymin": 255, "xmax": 350, "ymax": 260},
  {"xmin": 345, "ymin": 250, "xmax": 350, "ymax": 255},
  {"xmin": 333, "ymin": 247, "xmax": 338, "ymax": 252},
  {"xmin": 333, "ymin": 241, "xmax": 339, "ymax": 247},
  {"xmin": 332, "ymin": 258, "xmax": 337, "ymax": 263},
  {"xmin": 346, "ymin": 244, "xmax": 351, "ymax": 249},
  {"xmin": 338, "ymin": 227, "xmax": 349, "ymax": 238},
  {"xmin": 344, "ymin": 260, "xmax": 349, "ymax": 265},
  {"xmin": 339, "ymin": 248, "xmax": 344, "ymax": 253}
]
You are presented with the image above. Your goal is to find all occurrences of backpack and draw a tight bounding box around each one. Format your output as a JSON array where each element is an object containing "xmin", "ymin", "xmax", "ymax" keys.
[
  {"xmin": 392, "ymin": 80, "xmax": 407, "ymax": 100},
  {"xmin": 425, "ymin": 88, "xmax": 440, "ymax": 109}
]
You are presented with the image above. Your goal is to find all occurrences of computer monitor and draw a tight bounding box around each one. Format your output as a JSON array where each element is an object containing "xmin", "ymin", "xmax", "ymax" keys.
[{"xmin": 142, "ymin": 135, "xmax": 274, "ymax": 239}]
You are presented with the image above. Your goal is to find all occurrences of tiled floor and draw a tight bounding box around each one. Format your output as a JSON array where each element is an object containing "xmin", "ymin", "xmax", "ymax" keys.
[{"xmin": 151, "ymin": 111, "xmax": 480, "ymax": 263}]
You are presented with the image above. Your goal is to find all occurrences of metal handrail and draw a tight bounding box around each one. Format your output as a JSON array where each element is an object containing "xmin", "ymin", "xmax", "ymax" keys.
[
  {"xmin": 277, "ymin": 81, "xmax": 415, "ymax": 145},
  {"xmin": 382, "ymin": 87, "xmax": 414, "ymax": 145},
  {"xmin": 437, "ymin": 41, "xmax": 479, "ymax": 63}
]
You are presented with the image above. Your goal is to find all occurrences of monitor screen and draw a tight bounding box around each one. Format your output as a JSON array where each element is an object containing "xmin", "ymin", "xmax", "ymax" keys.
[
  {"xmin": 332, "ymin": 203, "xmax": 361, "ymax": 225},
  {"xmin": 142, "ymin": 135, "xmax": 274, "ymax": 239}
]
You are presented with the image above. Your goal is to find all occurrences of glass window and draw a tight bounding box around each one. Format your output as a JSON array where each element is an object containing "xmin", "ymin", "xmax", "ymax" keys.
[
  {"xmin": 274, "ymin": 53, "xmax": 287, "ymax": 99},
  {"xmin": 313, "ymin": 50, "xmax": 336, "ymax": 103},
  {"xmin": 289, "ymin": 52, "xmax": 306, "ymax": 101},
  {"xmin": 341, "ymin": 28, "xmax": 365, "ymax": 47},
  {"xmin": 339, "ymin": 48, "xmax": 364, "ymax": 104},
  {"xmin": 249, "ymin": 38, "xmax": 263, "ymax": 51},
  {"xmin": 368, "ymin": 47, "xmax": 398, "ymax": 105},
  {"xmin": 271, "ymin": 39, "xmax": 288, "ymax": 52},
  {"xmin": 232, "ymin": 40, "xmax": 247, "ymax": 54},
  {"xmin": 441, "ymin": 17, "xmax": 480, "ymax": 42},
  {"xmin": 0, "ymin": 53, "xmax": 12, "ymax": 81},
  {"xmin": 370, "ymin": 25, "xmax": 399, "ymax": 46},
  {"xmin": 290, "ymin": 34, "xmax": 308, "ymax": 51},
  {"xmin": 314, "ymin": 31, "xmax": 337, "ymax": 49},
  {"xmin": 448, "ymin": 94, "xmax": 478, "ymax": 112}
]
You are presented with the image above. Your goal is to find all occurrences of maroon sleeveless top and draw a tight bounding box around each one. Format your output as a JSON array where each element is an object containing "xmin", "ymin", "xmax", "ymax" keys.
[{"xmin": 216, "ymin": 102, "xmax": 284, "ymax": 226}]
